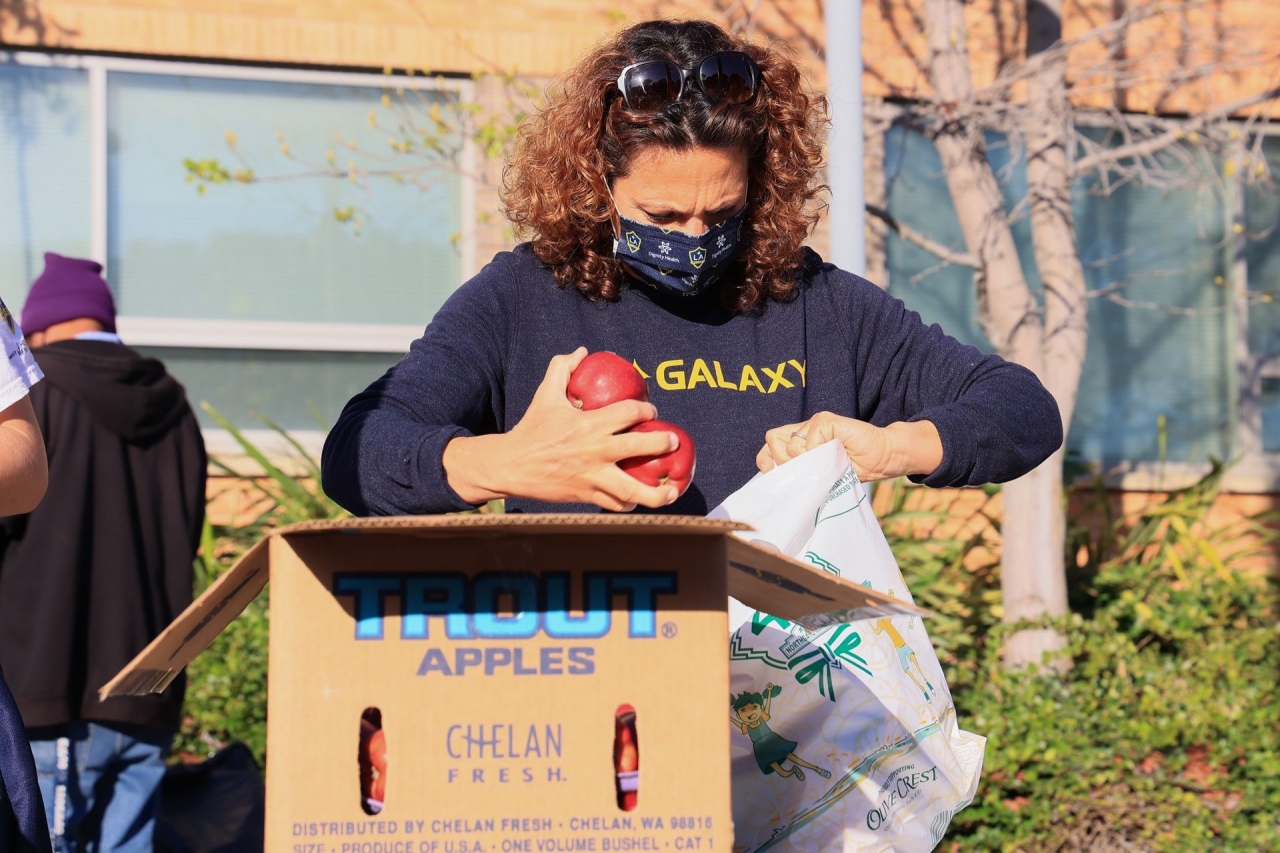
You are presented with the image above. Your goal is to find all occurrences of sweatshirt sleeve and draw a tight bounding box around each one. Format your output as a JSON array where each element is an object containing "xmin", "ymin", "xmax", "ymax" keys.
[
  {"xmin": 321, "ymin": 255, "xmax": 515, "ymax": 516},
  {"xmin": 832, "ymin": 268, "xmax": 1064, "ymax": 487}
]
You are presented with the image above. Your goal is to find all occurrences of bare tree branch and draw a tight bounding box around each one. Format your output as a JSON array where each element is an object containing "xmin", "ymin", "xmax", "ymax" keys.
[
  {"xmin": 865, "ymin": 203, "xmax": 978, "ymax": 267},
  {"xmin": 972, "ymin": 0, "xmax": 1218, "ymax": 102},
  {"xmin": 1102, "ymin": 292, "xmax": 1226, "ymax": 316},
  {"xmin": 875, "ymin": 0, "xmax": 931, "ymax": 81},
  {"xmin": 1072, "ymin": 86, "xmax": 1280, "ymax": 177},
  {"xmin": 0, "ymin": 0, "xmax": 78, "ymax": 45}
]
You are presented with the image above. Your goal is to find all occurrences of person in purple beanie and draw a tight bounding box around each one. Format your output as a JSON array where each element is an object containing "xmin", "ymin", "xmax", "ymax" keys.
[
  {"xmin": 0, "ymin": 254, "xmax": 206, "ymax": 853},
  {"xmin": 0, "ymin": 289, "xmax": 52, "ymax": 853}
]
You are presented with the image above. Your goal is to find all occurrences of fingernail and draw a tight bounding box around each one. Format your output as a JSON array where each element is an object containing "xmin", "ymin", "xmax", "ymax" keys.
[
  {"xmin": 665, "ymin": 488, "xmax": 679, "ymax": 503},
  {"xmin": 667, "ymin": 433, "xmax": 679, "ymax": 450}
]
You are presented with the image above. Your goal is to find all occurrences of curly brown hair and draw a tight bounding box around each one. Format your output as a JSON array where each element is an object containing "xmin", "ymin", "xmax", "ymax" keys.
[{"xmin": 501, "ymin": 19, "xmax": 828, "ymax": 313}]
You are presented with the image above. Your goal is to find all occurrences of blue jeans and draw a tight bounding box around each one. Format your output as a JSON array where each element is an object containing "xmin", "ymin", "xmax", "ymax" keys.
[{"xmin": 28, "ymin": 722, "xmax": 171, "ymax": 853}]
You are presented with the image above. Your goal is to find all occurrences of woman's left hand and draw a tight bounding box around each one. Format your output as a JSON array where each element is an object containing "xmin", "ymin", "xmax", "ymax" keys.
[{"xmin": 756, "ymin": 411, "xmax": 943, "ymax": 482}]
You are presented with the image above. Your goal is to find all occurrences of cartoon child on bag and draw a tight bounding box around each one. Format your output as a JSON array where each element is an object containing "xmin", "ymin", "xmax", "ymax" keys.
[
  {"xmin": 730, "ymin": 684, "xmax": 831, "ymax": 782},
  {"xmin": 870, "ymin": 590, "xmax": 935, "ymax": 701}
]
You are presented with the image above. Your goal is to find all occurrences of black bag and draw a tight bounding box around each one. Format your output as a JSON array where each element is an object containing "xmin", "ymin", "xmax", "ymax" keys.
[{"xmin": 154, "ymin": 743, "xmax": 264, "ymax": 853}]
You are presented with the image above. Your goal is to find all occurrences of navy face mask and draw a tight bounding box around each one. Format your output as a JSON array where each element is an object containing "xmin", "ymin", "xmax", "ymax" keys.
[{"xmin": 612, "ymin": 205, "xmax": 748, "ymax": 297}]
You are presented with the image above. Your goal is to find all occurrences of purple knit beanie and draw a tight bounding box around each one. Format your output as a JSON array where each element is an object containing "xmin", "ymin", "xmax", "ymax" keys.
[{"xmin": 21, "ymin": 253, "xmax": 118, "ymax": 335}]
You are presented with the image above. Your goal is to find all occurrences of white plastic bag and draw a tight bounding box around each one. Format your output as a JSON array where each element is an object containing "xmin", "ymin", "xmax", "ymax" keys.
[{"xmin": 708, "ymin": 442, "xmax": 984, "ymax": 852}]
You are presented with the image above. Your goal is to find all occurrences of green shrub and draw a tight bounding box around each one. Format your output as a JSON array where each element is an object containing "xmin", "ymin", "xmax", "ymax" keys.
[
  {"xmin": 172, "ymin": 405, "xmax": 348, "ymax": 767},
  {"xmin": 176, "ymin": 417, "xmax": 1280, "ymax": 849},
  {"xmin": 883, "ymin": 466, "xmax": 1280, "ymax": 852},
  {"xmin": 172, "ymin": 530, "xmax": 270, "ymax": 765}
]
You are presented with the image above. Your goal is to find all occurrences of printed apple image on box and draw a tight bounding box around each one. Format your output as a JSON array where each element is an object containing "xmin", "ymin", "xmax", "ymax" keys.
[{"xmin": 101, "ymin": 515, "xmax": 921, "ymax": 850}]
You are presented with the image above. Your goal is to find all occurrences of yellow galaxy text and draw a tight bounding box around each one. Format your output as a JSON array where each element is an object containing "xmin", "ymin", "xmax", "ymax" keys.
[{"xmin": 632, "ymin": 358, "xmax": 807, "ymax": 393}]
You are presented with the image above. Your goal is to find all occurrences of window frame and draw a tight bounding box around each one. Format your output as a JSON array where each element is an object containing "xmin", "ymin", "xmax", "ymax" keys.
[
  {"xmin": 2, "ymin": 50, "xmax": 478, "ymax": 471},
  {"xmin": 1220, "ymin": 123, "xmax": 1280, "ymax": 493},
  {"xmin": 0, "ymin": 49, "xmax": 479, "ymax": 346}
]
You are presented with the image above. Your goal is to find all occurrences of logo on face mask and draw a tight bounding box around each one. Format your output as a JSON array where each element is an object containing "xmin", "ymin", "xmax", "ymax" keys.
[{"xmin": 611, "ymin": 205, "xmax": 749, "ymax": 297}]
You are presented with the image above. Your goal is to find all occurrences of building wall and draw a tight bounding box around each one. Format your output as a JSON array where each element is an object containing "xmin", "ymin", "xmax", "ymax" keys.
[
  {"xmin": 7, "ymin": 2, "xmax": 1276, "ymax": 110},
  {"xmin": 9, "ymin": 1, "xmax": 1280, "ymax": 557},
  {"xmin": 869, "ymin": 481, "xmax": 1280, "ymax": 577},
  {"xmin": 1, "ymin": 1, "xmax": 634, "ymax": 77},
  {"xmin": 9, "ymin": 0, "xmax": 1276, "ymax": 267},
  {"xmin": 860, "ymin": 0, "xmax": 1280, "ymax": 115},
  {"xmin": 203, "ymin": 474, "xmax": 1280, "ymax": 575}
]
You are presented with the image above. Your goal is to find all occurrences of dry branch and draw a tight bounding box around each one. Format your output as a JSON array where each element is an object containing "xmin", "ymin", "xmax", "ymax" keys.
[
  {"xmin": 1072, "ymin": 86, "xmax": 1280, "ymax": 177},
  {"xmin": 864, "ymin": 203, "xmax": 979, "ymax": 268},
  {"xmin": 972, "ymin": 0, "xmax": 1219, "ymax": 102}
]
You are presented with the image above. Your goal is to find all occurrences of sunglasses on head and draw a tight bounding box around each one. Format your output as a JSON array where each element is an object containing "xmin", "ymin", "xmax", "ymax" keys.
[{"xmin": 615, "ymin": 50, "xmax": 761, "ymax": 111}]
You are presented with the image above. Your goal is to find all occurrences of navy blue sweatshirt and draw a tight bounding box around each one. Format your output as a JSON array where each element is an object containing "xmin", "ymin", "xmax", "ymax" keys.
[{"xmin": 322, "ymin": 245, "xmax": 1062, "ymax": 516}]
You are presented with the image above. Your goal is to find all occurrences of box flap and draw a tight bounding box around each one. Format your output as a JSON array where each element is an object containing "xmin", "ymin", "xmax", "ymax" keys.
[
  {"xmin": 726, "ymin": 537, "xmax": 926, "ymax": 628},
  {"xmin": 280, "ymin": 515, "xmax": 925, "ymax": 624},
  {"xmin": 101, "ymin": 513, "xmax": 921, "ymax": 700},
  {"xmin": 99, "ymin": 533, "xmax": 271, "ymax": 700},
  {"xmin": 273, "ymin": 513, "xmax": 754, "ymax": 537}
]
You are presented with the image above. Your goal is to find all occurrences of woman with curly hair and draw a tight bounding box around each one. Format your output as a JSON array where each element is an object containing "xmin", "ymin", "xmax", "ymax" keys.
[{"xmin": 322, "ymin": 19, "xmax": 1062, "ymax": 516}]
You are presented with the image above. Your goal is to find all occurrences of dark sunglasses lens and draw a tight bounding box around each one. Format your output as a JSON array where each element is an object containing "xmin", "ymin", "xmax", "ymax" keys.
[
  {"xmin": 698, "ymin": 54, "xmax": 756, "ymax": 104},
  {"xmin": 623, "ymin": 62, "xmax": 682, "ymax": 110}
]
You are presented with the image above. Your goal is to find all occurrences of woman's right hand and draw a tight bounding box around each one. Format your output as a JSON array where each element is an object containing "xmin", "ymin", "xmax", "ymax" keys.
[{"xmin": 442, "ymin": 348, "xmax": 682, "ymax": 512}]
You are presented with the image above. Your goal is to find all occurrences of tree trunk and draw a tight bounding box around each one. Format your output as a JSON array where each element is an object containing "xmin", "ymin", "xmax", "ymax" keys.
[
  {"xmin": 924, "ymin": 0, "xmax": 1072, "ymax": 669},
  {"xmin": 1000, "ymin": 449, "xmax": 1069, "ymax": 667},
  {"xmin": 1025, "ymin": 0, "xmax": 1088, "ymax": 431},
  {"xmin": 1003, "ymin": 0, "xmax": 1084, "ymax": 669},
  {"xmin": 863, "ymin": 99, "xmax": 893, "ymax": 288},
  {"xmin": 923, "ymin": 0, "xmax": 1044, "ymax": 365}
]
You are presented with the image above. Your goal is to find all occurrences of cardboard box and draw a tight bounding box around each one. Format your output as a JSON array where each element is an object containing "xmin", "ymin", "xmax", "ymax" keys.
[{"xmin": 104, "ymin": 514, "xmax": 920, "ymax": 852}]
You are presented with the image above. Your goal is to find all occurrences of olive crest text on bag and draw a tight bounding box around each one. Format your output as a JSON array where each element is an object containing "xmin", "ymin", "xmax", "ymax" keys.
[{"xmin": 709, "ymin": 442, "xmax": 985, "ymax": 852}]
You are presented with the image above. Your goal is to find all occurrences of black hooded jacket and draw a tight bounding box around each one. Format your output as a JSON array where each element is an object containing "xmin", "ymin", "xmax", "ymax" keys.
[{"xmin": 0, "ymin": 339, "xmax": 206, "ymax": 733}]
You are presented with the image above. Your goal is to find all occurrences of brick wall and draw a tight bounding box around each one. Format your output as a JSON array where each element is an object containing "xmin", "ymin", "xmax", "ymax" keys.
[
  {"xmin": 7, "ymin": 2, "xmax": 1274, "ymax": 111},
  {"xmin": 2, "ymin": 1, "xmax": 633, "ymax": 76},
  {"xmin": 870, "ymin": 481, "xmax": 1280, "ymax": 577},
  {"xmin": 12, "ymin": 1, "xmax": 1279, "ymax": 532}
]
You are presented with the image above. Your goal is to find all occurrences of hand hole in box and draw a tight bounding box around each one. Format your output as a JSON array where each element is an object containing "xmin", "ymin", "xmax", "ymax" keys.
[
  {"xmin": 359, "ymin": 706, "xmax": 387, "ymax": 814},
  {"xmin": 613, "ymin": 704, "xmax": 639, "ymax": 811}
]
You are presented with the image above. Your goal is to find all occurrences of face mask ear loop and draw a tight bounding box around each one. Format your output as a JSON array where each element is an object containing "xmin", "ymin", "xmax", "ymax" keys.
[
  {"xmin": 606, "ymin": 179, "xmax": 631, "ymax": 255},
  {"xmin": 605, "ymin": 179, "xmax": 624, "ymax": 240}
]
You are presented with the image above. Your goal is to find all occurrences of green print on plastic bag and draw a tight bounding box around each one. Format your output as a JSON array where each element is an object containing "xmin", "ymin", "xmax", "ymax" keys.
[
  {"xmin": 732, "ymin": 617, "xmax": 873, "ymax": 701},
  {"xmin": 802, "ymin": 551, "xmax": 841, "ymax": 575},
  {"xmin": 813, "ymin": 470, "xmax": 866, "ymax": 527}
]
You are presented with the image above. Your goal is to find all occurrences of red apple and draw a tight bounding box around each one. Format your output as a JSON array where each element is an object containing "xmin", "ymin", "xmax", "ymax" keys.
[
  {"xmin": 619, "ymin": 421, "xmax": 696, "ymax": 497},
  {"xmin": 359, "ymin": 722, "xmax": 384, "ymax": 808},
  {"xmin": 567, "ymin": 351, "xmax": 649, "ymax": 410},
  {"xmin": 614, "ymin": 704, "xmax": 639, "ymax": 811},
  {"xmin": 368, "ymin": 729, "xmax": 387, "ymax": 774}
]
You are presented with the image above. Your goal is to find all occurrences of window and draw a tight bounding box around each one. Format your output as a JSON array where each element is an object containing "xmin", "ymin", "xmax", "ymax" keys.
[
  {"xmin": 884, "ymin": 123, "xmax": 1235, "ymax": 476},
  {"xmin": 1245, "ymin": 137, "xmax": 1280, "ymax": 457},
  {"xmin": 0, "ymin": 62, "xmax": 91, "ymax": 302},
  {"xmin": 0, "ymin": 52, "xmax": 473, "ymax": 447}
]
